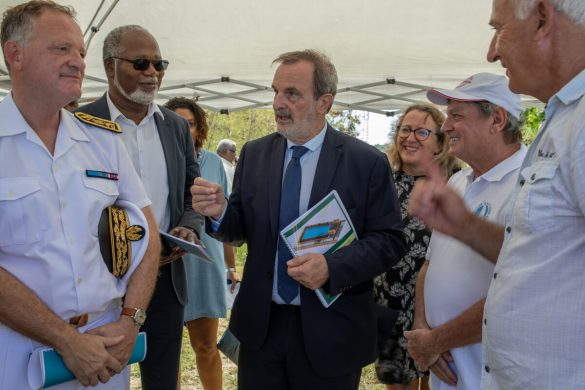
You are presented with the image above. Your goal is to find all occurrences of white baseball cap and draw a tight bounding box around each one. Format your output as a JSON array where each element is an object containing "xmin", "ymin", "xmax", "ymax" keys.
[{"xmin": 427, "ymin": 72, "xmax": 523, "ymax": 119}]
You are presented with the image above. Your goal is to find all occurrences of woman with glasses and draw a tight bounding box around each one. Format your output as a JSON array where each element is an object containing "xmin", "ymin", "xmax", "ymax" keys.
[
  {"xmin": 164, "ymin": 97, "xmax": 240, "ymax": 390},
  {"xmin": 373, "ymin": 104, "xmax": 460, "ymax": 390}
]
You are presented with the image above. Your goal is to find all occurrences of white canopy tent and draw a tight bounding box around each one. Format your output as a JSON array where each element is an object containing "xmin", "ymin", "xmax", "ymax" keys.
[{"xmin": 0, "ymin": 0, "xmax": 542, "ymax": 114}]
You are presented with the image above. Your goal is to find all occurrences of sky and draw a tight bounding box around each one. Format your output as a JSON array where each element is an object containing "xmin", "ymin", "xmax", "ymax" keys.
[{"xmin": 357, "ymin": 112, "xmax": 397, "ymax": 146}]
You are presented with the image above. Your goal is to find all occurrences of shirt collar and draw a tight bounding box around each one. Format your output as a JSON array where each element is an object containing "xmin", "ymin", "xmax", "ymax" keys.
[
  {"xmin": 468, "ymin": 144, "xmax": 527, "ymax": 183},
  {"xmin": 0, "ymin": 92, "xmax": 88, "ymax": 142},
  {"xmin": 0, "ymin": 93, "xmax": 28, "ymax": 137},
  {"xmin": 547, "ymin": 69, "xmax": 585, "ymax": 111},
  {"xmin": 106, "ymin": 91, "xmax": 164, "ymax": 124},
  {"xmin": 285, "ymin": 122, "xmax": 328, "ymax": 152}
]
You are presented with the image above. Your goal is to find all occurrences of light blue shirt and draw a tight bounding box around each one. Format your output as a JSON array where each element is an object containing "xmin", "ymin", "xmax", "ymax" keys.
[
  {"xmin": 272, "ymin": 123, "xmax": 327, "ymax": 304},
  {"xmin": 211, "ymin": 123, "xmax": 328, "ymax": 304},
  {"xmin": 482, "ymin": 69, "xmax": 585, "ymax": 389}
]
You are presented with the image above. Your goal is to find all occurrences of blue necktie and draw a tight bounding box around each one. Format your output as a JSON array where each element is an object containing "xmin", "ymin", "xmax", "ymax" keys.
[{"xmin": 277, "ymin": 146, "xmax": 308, "ymax": 303}]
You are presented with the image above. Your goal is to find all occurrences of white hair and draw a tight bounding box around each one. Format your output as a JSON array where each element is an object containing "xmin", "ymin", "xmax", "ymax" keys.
[
  {"xmin": 513, "ymin": 0, "xmax": 585, "ymax": 25},
  {"xmin": 216, "ymin": 139, "xmax": 236, "ymax": 154}
]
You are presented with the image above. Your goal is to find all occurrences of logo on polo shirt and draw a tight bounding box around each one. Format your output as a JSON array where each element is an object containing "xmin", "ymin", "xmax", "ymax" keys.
[{"xmin": 474, "ymin": 202, "xmax": 492, "ymax": 218}]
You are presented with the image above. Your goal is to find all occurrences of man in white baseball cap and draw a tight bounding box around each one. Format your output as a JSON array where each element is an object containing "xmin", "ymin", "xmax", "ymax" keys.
[
  {"xmin": 404, "ymin": 72, "xmax": 526, "ymax": 390},
  {"xmin": 409, "ymin": 0, "xmax": 585, "ymax": 388},
  {"xmin": 426, "ymin": 72, "xmax": 523, "ymax": 120}
]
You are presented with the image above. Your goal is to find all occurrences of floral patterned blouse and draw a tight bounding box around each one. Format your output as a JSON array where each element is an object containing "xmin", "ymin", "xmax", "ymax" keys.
[{"xmin": 373, "ymin": 170, "xmax": 431, "ymax": 384}]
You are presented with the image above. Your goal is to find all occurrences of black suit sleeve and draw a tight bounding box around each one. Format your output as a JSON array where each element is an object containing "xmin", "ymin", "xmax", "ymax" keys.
[
  {"xmin": 206, "ymin": 141, "xmax": 248, "ymax": 246},
  {"xmin": 325, "ymin": 152, "xmax": 405, "ymax": 295}
]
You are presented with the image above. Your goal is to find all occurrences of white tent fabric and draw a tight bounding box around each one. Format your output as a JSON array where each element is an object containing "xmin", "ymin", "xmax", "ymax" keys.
[{"xmin": 0, "ymin": 0, "xmax": 542, "ymax": 114}]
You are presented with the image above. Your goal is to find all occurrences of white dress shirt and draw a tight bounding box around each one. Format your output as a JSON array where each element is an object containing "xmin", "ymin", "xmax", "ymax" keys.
[{"xmin": 107, "ymin": 93, "xmax": 171, "ymax": 231}]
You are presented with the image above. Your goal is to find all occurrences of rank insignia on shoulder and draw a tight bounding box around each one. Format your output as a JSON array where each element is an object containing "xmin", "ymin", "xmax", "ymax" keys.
[
  {"xmin": 74, "ymin": 112, "xmax": 122, "ymax": 133},
  {"xmin": 86, "ymin": 170, "xmax": 119, "ymax": 181}
]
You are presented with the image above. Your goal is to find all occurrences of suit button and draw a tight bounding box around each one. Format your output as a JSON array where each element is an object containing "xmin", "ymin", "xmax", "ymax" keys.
[{"xmin": 266, "ymin": 272, "xmax": 273, "ymax": 280}]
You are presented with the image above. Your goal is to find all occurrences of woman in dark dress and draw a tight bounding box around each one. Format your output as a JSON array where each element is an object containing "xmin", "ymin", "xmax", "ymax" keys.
[{"xmin": 374, "ymin": 104, "xmax": 460, "ymax": 390}]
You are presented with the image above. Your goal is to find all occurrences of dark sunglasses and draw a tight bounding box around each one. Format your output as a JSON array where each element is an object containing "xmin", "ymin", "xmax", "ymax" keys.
[{"xmin": 111, "ymin": 57, "xmax": 169, "ymax": 71}]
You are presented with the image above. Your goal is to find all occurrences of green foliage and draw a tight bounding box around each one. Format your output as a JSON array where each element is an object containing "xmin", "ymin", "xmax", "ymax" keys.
[
  {"xmin": 520, "ymin": 107, "xmax": 545, "ymax": 145},
  {"xmin": 204, "ymin": 109, "xmax": 365, "ymax": 155},
  {"xmin": 205, "ymin": 109, "xmax": 275, "ymax": 153},
  {"xmin": 327, "ymin": 110, "xmax": 364, "ymax": 137}
]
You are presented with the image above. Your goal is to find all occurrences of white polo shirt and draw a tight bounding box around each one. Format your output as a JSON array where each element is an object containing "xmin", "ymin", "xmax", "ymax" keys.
[{"xmin": 424, "ymin": 145, "xmax": 526, "ymax": 390}]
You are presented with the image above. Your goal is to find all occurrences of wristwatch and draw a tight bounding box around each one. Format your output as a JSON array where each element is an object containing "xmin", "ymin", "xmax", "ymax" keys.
[{"xmin": 121, "ymin": 307, "xmax": 147, "ymax": 326}]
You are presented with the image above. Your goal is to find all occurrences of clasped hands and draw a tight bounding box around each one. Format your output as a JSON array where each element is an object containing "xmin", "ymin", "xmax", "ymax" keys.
[
  {"xmin": 61, "ymin": 316, "xmax": 137, "ymax": 386},
  {"xmin": 404, "ymin": 327, "xmax": 458, "ymax": 386}
]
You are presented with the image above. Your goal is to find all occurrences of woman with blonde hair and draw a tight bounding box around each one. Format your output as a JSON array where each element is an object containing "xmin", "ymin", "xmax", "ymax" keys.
[{"xmin": 374, "ymin": 104, "xmax": 459, "ymax": 390}]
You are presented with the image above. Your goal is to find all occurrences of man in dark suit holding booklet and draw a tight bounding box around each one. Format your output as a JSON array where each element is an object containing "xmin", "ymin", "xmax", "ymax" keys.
[{"xmin": 191, "ymin": 49, "xmax": 405, "ymax": 389}]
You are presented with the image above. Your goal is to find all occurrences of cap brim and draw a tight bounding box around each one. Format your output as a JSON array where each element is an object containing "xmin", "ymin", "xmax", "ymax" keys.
[{"xmin": 426, "ymin": 88, "xmax": 485, "ymax": 106}]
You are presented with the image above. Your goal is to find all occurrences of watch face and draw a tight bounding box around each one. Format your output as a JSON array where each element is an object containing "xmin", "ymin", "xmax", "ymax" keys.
[{"xmin": 134, "ymin": 309, "xmax": 147, "ymax": 325}]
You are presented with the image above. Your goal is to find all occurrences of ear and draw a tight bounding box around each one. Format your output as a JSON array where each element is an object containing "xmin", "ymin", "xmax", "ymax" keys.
[
  {"xmin": 317, "ymin": 93, "xmax": 334, "ymax": 115},
  {"xmin": 533, "ymin": 0, "xmax": 556, "ymax": 40},
  {"xmin": 3, "ymin": 41, "xmax": 22, "ymax": 71},
  {"xmin": 491, "ymin": 106, "xmax": 508, "ymax": 134},
  {"xmin": 104, "ymin": 57, "xmax": 115, "ymax": 79}
]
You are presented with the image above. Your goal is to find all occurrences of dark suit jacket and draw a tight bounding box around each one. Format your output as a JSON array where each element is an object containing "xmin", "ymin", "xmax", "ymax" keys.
[
  {"xmin": 78, "ymin": 94, "xmax": 202, "ymax": 304},
  {"xmin": 211, "ymin": 125, "xmax": 405, "ymax": 377}
]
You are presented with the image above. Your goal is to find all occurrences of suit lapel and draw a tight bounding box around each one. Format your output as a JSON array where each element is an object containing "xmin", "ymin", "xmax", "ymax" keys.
[
  {"xmin": 154, "ymin": 113, "xmax": 178, "ymax": 224},
  {"xmin": 309, "ymin": 125, "xmax": 342, "ymax": 207},
  {"xmin": 268, "ymin": 135, "xmax": 287, "ymax": 238},
  {"xmin": 91, "ymin": 94, "xmax": 112, "ymax": 119}
]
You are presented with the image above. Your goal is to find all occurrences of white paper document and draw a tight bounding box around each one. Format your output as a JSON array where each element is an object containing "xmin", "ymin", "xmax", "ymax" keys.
[
  {"xmin": 160, "ymin": 231, "xmax": 213, "ymax": 263},
  {"xmin": 280, "ymin": 190, "xmax": 358, "ymax": 308}
]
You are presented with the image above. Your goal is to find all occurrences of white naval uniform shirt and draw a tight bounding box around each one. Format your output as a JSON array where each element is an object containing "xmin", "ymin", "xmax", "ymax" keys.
[
  {"xmin": 425, "ymin": 145, "xmax": 526, "ymax": 390},
  {"xmin": 0, "ymin": 93, "xmax": 149, "ymax": 389}
]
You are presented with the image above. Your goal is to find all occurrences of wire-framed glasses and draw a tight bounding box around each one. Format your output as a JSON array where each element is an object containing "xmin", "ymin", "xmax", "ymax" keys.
[{"xmin": 397, "ymin": 126, "xmax": 435, "ymax": 141}]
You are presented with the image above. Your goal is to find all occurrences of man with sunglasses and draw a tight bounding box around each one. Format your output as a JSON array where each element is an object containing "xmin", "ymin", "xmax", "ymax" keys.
[
  {"xmin": 78, "ymin": 25, "xmax": 202, "ymax": 390},
  {"xmin": 403, "ymin": 73, "xmax": 525, "ymax": 390}
]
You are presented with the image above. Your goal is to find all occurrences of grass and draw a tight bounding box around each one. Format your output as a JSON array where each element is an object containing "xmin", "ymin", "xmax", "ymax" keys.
[
  {"xmin": 130, "ymin": 244, "xmax": 386, "ymax": 389},
  {"xmin": 130, "ymin": 331, "xmax": 384, "ymax": 389}
]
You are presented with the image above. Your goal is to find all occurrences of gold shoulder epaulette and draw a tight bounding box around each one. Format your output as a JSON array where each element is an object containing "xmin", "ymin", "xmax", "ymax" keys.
[{"xmin": 74, "ymin": 112, "xmax": 122, "ymax": 133}]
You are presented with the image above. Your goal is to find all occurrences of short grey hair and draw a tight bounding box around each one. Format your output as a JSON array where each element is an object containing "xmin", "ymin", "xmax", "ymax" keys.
[
  {"xmin": 1, "ymin": 0, "xmax": 75, "ymax": 71},
  {"xmin": 273, "ymin": 49, "xmax": 338, "ymax": 112},
  {"xmin": 513, "ymin": 0, "xmax": 585, "ymax": 25},
  {"xmin": 102, "ymin": 25, "xmax": 154, "ymax": 62},
  {"xmin": 217, "ymin": 139, "xmax": 236, "ymax": 154},
  {"xmin": 473, "ymin": 101, "xmax": 523, "ymax": 145}
]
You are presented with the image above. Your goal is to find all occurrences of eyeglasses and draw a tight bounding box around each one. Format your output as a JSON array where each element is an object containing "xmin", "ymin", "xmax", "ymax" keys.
[
  {"xmin": 397, "ymin": 126, "xmax": 435, "ymax": 141},
  {"xmin": 111, "ymin": 57, "xmax": 169, "ymax": 71}
]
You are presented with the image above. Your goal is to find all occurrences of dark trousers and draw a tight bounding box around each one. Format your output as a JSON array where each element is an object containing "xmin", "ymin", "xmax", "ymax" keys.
[
  {"xmin": 139, "ymin": 265, "xmax": 184, "ymax": 390},
  {"xmin": 238, "ymin": 303, "xmax": 361, "ymax": 390}
]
